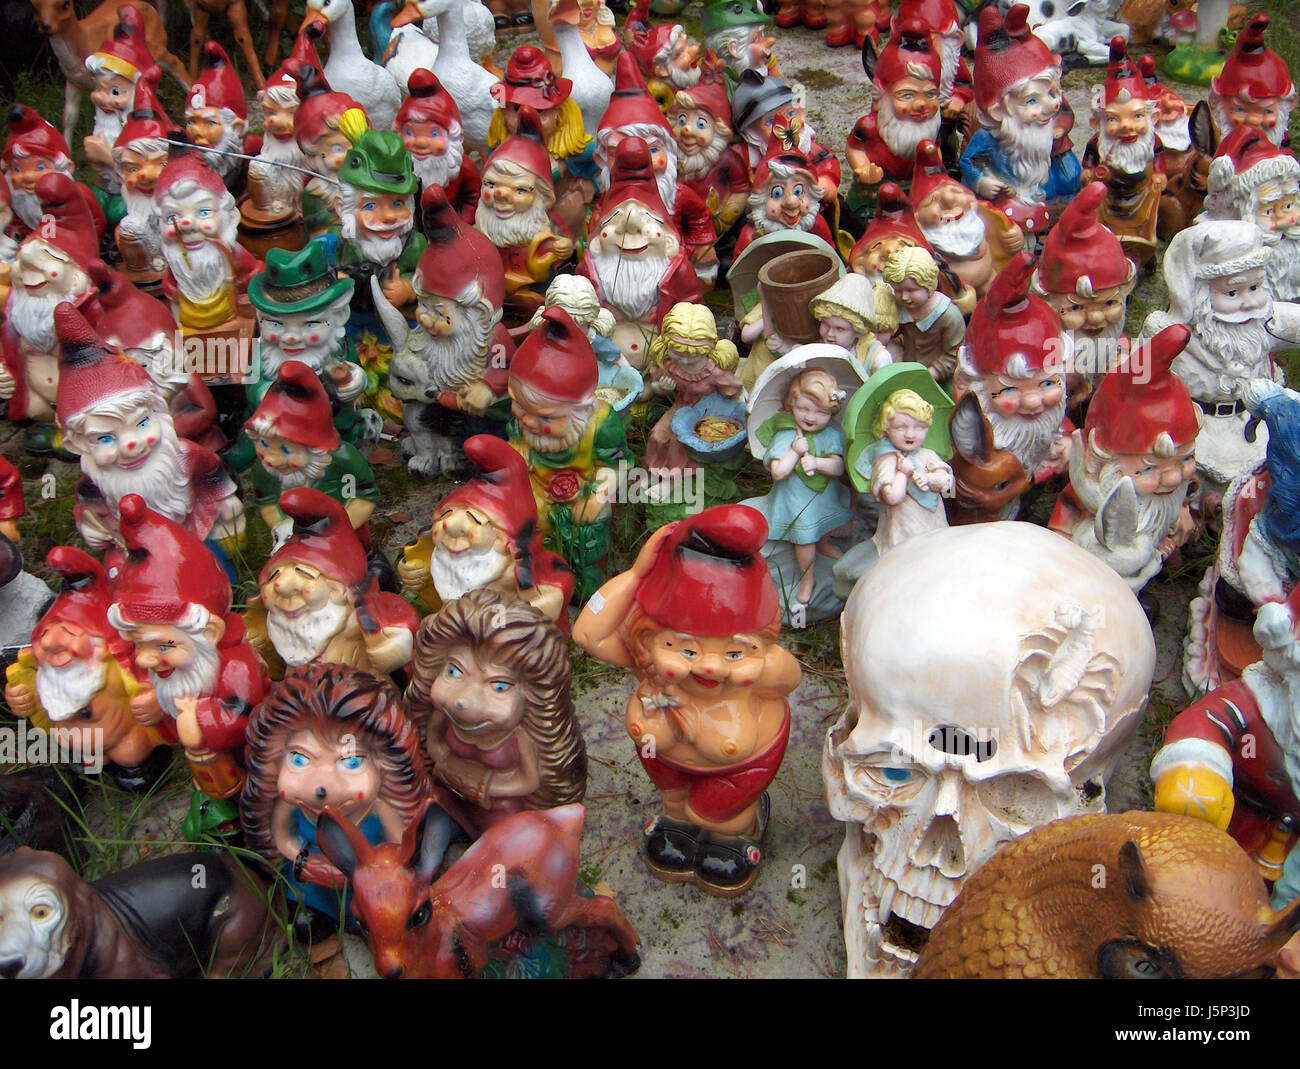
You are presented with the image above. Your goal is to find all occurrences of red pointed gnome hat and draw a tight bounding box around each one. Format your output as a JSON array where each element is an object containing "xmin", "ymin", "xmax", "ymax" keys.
[
  {"xmin": 1035, "ymin": 181, "xmax": 1134, "ymax": 296},
  {"xmin": 415, "ymin": 185, "xmax": 505, "ymax": 306},
  {"xmin": 510, "ymin": 306, "xmax": 598, "ymax": 402},
  {"xmin": 35, "ymin": 545, "xmax": 131, "ymax": 652},
  {"xmin": 266, "ymin": 30, "xmax": 324, "ymax": 94},
  {"xmin": 115, "ymin": 66, "xmax": 173, "ymax": 147},
  {"xmin": 88, "ymin": 259, "xmax": 178, "ymax": 347},
  {"xmin": 895, "ymin": 0, "xmax": 961, "ymax": 35},
  {"xmin": 245, "ymin": 360, "xmax": 341, "ymax": 453},
  {"xmin": 189, "ymin": 40, "xmax": 246, "ymax": 121},
  {"xmin": 627, "ymin": 21, "xmax": 678, "ymax": 80},
  {"xmin": 1212, "ymin": 14, "xmax": 1294, "ymax": 102},
  {"xmin": 598, "ymin": 51, "xmax": 673, "ymax": 141},
  {"xmin": 1085, "ymin": 324, "xmax": 1199, "ymax": 454},
  {"xmin": 965, "ymin": 251, "xmax": 1065, "ymax": 376},
  {"xmin": 1211, "ymin": 124, "xmax": 1300, "ymax": 197},
  {"xmin": 3, "ymin": 104, "xmax": 71, "ymax": 166},
  {"xmin": 153, "ymin": 137, "xmax": 228, "ymax": 202},
  {"xmin": 287, "ymin": 63, "xmax": 362, "ymax": 146},
  {"xmin": 1102, "ymin": 36, "xmax": 1148, "ymax": 104},
  {"xmin": 674, "ymin": 79, "xmax": 733, "ymax": 135},
  {"xmin": 850, "ymin": 182, "xmax": 928, "ymax": 263},
  {"xmin": 54, "ymin": 303, "xmax": 155, "ymax": 427},
  {"xmin": 490, "ymin": 46, "xmax": 573, "ymax": 111},
  {"xmin": 111, "ymin": 494, "xmax": 231, "ymax": 625},
  {"xmin": 32, "ymin": 172, "xmax": 101, "ymax": 265},
  {"xmin": 751, "ymin": 111, "xmax": 816, "ymax": 189},
  {"xmin": 86, "ymin": 3, "xmax": 155, "ymax": 83},
  {"xmin": 484, "ymin": 104, "xmax": 553, "ymax": 187},
  {"xmin": 437, "ymin": 435, "xmax": 539, "ymax": 548},
  {"xmin": 260, "ymin": 487, "xmax": 367, "ymax": 588},
  {"xmin": 398, "ymin": 68, "xmax": 462, "ymax": 129},
  {"xmin": 875, "ymin": 16, "xmax": 942, "ymax": 89},
  {"xmin": 972, "ymin": 3, "xmax": 1059, "ymax": 114},
  {"xmin": 592, "ymin": 134, "xmax": 675, "ymax": 225},
  {"xmin": 634, "ymin": 504, "xmax": 778, "ymax": 636},
  {"xmin": 909, "ymin": 139, "xmax": 963, "ymax": 208}
]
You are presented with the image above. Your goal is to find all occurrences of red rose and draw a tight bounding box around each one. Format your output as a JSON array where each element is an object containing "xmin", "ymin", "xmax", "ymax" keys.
[{"xmin": 548, "ymin": 469, "xmax": 582, "ymax": 502}]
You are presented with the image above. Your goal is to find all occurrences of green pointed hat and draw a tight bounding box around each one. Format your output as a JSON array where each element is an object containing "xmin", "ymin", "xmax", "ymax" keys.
[
  {"xmin": 702, "ymin": 0, "xmax": 770, "ymax": 35},
  {"xmin": 248, "ymin": 241, "xmax": 355, "ymax": 315},
  {"xmin": 340, "ymin": 129, "xmax": 417, "ymax": 196}
]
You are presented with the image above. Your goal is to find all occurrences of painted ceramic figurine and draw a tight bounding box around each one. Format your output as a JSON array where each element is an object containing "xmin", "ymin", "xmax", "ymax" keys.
[
  {"xmin": 959, "ymin": 4, "xmax": 1081, "ymax": 236},
  {"xmin": 882, "ymin": 246, "xmax": 965, "ymax": 382},
  {"xmin": 300, "ymin": 0, "xmax": 401, "ymax": 130},
  {"xmin": 734, "ymin": 117, "xmax": 833, "ymax": 261},
  {"xmin": 398, "ymin": 68, "xmax": 481, "ymax": 226},
  {"xmin": 1205, "ymin": 126, "xmax": 1300, "ymax": 303},
  {"xmin": 288, "ymin": 62, "xmax": 364, "ymax": 238},
  {"xmin": 847, "ymin": 182, "xmax": 929, "ymax": 283},
  {"xmin": 1030, "ymin": 181, "xmax": 1137, "ymax": 408},
  {"xmin": 241, "ymin": 35, "xmax": 317, "ymax": 235},
  {"xmin": 702, "ymin": 0, "xmax": 778, "ymax": 92},
  {"xmin": 375, "ymin": 185, "xmax": 514, "ymax": 479},
  {"xmin": 573, "ymin": 505, "xmax": 802, "ymax": 897},
  {"xmin": 107, "ymin": 494, "xmax": 270, "ymax": 824},
  {"xmin": 775, "ymin": 0, "xmax": 887, "ymax": 49},
  {"xmin": 896, "ymin": 0, "xmax": 975, "ymax": 132},
  {"xmin": 913, "ymin": 812, "xmax": 1300, "ymax": 979},
  {"xmin": 1207, "ymin": 15, "xmax": 1294, "ymax": 147},
  {"xmin": 949, "ymin": 252, "xmax": 1071, "ymax": 523},
  {"xmin": 397, "ymin": 435, "xmax": 575, "ymax": 624},
  {"xmin": 240, "ymin": 662, "xmax": 431, "ymax": 932},
  {"xmin": 666, "ymin": 79, "xmax": 750, "ymax": 240},
  {"xmin": 110, "ymin": 70, "xmax": 172, "ymax": 288},
  {"xmin": 575, "ymin": 0, "xmax": 622, "ymax": 77},
  {"xmin": 624, "ymin": 9, "xmax": 704, "ymax": 108},
  {"xmin": 405, "ymin": 589, "xmax": 586, "ymax": 835},
  {"xmin": 0, "ymin": 458, "xmax": 53, "ymax": 649},
  {"xmin": 184, "ymin": 42, "xmax": 258, "ymax": 198},
  {"xmin": 2, "ymin": 104, "xmax": 105, "ymax": 246},
  {"xmin": 5, "ymin": 546, "xmax": 167, "ymax": 790},
  {"xmin": 824, "ymin": 521, "xmax": 1156, "ymax": 976},
  {"xmin": 1049, "ymin": 326, "xmax": 1201, "ymax": 593},
  {"xmin": 730, "ymin": 72, "xmax": 840, "ymax": 212},
  {"xmin": 579, "ymin": 136, "xmax": 701, "ymax": 369},
  {"xmin": 809, "ymin": 272, "xmax": 895, "ymax": 373}
]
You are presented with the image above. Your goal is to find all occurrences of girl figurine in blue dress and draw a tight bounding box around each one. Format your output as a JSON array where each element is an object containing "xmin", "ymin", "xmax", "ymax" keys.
[{"xmin": 750, "ymin": 368, "xmax": 852, "ymax": 605}]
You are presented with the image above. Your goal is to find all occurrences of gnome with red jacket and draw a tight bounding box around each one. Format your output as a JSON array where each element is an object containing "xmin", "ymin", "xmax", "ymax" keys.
[
  {"xmin": 734, "ymin": 116, "xmax": 834, "ymax": 260},
  {"xmin": 1049, "ymin": 325, "xmax": 1201, "ymax": 592},
  {"xmin": 398, "ymin": 434, "xmax": 575, "ymax": 630},
  {"xmin": 107, "ymin": 493, "xmax": 269, "ymax": 821},
  {"xmin": 396, "ymin": 69, "xmax": 480, "ymax": 226},
  {"xmin": 111, "ymin": 70, "xmax": 172, "ymax": 288},
  {"xmin": 247, "ymin": 488, "xmax": 418, "ymax": 680},
  {"xmin": 1, "ymin": 104, "xmax": 106, "ymax": 244},
  {"xmin": 666, "ymin": 78, "xmax": 750, "ymax": 239},
  {"xmin": 184, "ymin": 41, "xmax": 261, "ymax": 197},
  {"xmin": 1208, "ymin": 14, "xmax": 1295, "ymax": 147}
]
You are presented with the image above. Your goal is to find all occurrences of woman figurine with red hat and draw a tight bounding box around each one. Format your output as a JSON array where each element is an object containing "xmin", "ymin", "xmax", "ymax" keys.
[{"xmin": 573, "ymin": 505, "xmax": 802, "ymax": 897}]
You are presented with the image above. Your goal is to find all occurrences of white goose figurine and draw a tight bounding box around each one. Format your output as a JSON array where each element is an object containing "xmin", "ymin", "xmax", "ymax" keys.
[
  {"xmin": 383, "ymin": 21, "xmax": 439, "ymax": 90},
  {"xmin": 301, "ymin": 0, "xmax": 403, "ymax": 130},
  {"xmin": 391, "ymin": 0, "xmax": 500, "ymax": 155},
  {"xmin": 548, "ymin": 0, "xmax": 613, "ymax": 136}
]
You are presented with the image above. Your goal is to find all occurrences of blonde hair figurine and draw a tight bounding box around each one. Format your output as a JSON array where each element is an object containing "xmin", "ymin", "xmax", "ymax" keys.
[
  {"xmin": 809, "ymin": 272, "xmax": 899, "ymax": 373},
  {"xmin": 881, "ymin": 245, "xmax": 966, "ymax": 383}
]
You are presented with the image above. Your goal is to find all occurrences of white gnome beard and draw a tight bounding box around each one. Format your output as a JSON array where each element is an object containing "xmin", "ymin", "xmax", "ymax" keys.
[
  {"xmin": 748, "ymin": 197, "xmax": 820, "ymax": 237},
  {"xmin": 345, "ymin": 227, "xmax": 407, "ymax": 266},
  {"xmin": 521, "ymin": 421, "xmax": 585, "ymax": 452},
  {"xmin": 970, "ymin": 378, "xmax": 1065, "ymax": 472},
  {"xmin": 1193, "ymin": 304, "xmax": 1272, "ymax": 369},
  {"xmin": 475, "ymin": 195, "xmax": 552, "ymax": 248},
  {"xmin": 876, "ymin": 94, "xmax": 942, "ymax": 161},
  {"xmin": 36, "ymin": 657, "xmax": 108, "ymax": 721},
  {"xmin": 7, "ymin": 287, "xmax": 72, "ymax": 352},
  {"xmin": 420, "ymin": 328, "xmax": 485, "ymax": 394},
  {"xmin": 266, "ymin": 595, "xmax": 352, "ymax": 666},
  {"xmin": 1262, "ymin": 228, "xmax": 1300, "ymax": 298},
  {"xmin": 82, "ymin": 430, "xmax": 190, "ymax": 525},
  {"xmin": 259, "ymin": 335, "xmax": 340, "ymax": 377},
  {"xmin": 938, "ymin": 32, "xmax": 960, "ymax": 102},
  {"xmin": 677, "ymin": 134, "xmax": 727, "ymax": 181},
  {"xmin": 120, "ymin": 186, "xmax": 157, "ymax": 222},
  {"xmin": 429, "ymin": 542, "xmax": 511, "ymax": 601},
  {"xmin": 994, "ymin": 114, "xmax": 1055, "ymax": 200},
  {"xmin": 268, "ymin": 448, "xmax": 332, "ymax": 489},
  {"xmin": 204, "ymin": 121, "xmax": 245, "ymax": 180},
  {"xmin": 164, "ymin": 237, "xmax": 231, "ymax": 302},
  {"xmin": 151, "ymin": 640, "xmax": 220, "ymax": 719},
  {"xmin": 412, "ymin": 139, "xmax": 464, "ymax": 189},
  {"xmin": 1097, "ymin": 458, "xmax": 1186, "ymax": 540},
  {"xmin": 666, "ymin": 64, "xmax": 701, "ymax": 90},
  {"xmin": 93, "ymin": 107, "xmax": 127, "ymax": 145},
  {"xmin": 1067, "ymin": 318, "xmax": 1126, "ymax": 383},
  {"xmin": 921, "ymin": 208, "xmax": 987, "ymax": 259},
  {"xmin": 1097, "ymin": 125, "xmax": 1155, "ymax": 176},
  {"xmin": 11, "ymin": 188, "xmax": 42, "ymax": 230},
  {"xmin": 1155, "ymin": 117, "xmax": 1191, "ymax": 152},
  {"xmin": 585, "ymin": 246, "xmax": 670, "ymax": 320}
]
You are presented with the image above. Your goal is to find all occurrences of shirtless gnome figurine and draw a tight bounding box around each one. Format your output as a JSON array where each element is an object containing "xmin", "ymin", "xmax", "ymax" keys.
[{"xmin": 573, "ymin": 505, "xmax": 802, "ymax": 897}]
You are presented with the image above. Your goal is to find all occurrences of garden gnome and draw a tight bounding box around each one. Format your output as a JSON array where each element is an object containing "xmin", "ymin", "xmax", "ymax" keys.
[
  {"xmin": 882, "ymin": 246, "xmax": 965, "ymax": 382},
  {"xmin": 666, "ymin": 79, "xmax": 750, "ymax": 238},
  {"xmin": 912, "ymin": 139, "xmax": 1024, "ymax": 299},
  {"xmin": 53, "ymin": 305, "xmax": 243, "ymax": 564},
  {"xmin": 959, "ymin": 4, "xmax": 1080, "ymax": 231},
  {"xmin": 2, "ymin": 104, "xmax": 105, "ymax": 242},
  {"xmin": 1141, "ymin": 219, "xmax": 1300, "ymax": 494},
  {"xmin": 5, "ymin": 546, "xmax": 167, "ymax": 790},
  {"xmin": 107, "ymin": 494, "xmax": 269, "ymax": 821},
  {"xmin": 400, "ymin": 68, "xmax": 480, "ymax": 226},
  {"xmin": 475, "ymin": 105, "xmax": 574, "ymax": 303},
  {"xmin": 508, "ymin": 306, "xmax": 630, "ymax": 603},
  {"xmin": 1030, "ymin": 181, "xmax": 1137, "ymax": 406},
  {"xmin": 111, "ymin": 70, "xmax": 172, "ymax": 287},
  {"xmin": 1049, "ymin": 325, "xmax": 1201, "ymax": 592},
  {"xmin": 734, "ymin": 116, "xmax": 833, "ymax": 260},
  {"xmin": 580, "ymin": 136, "xmax": 701, "ymax": 370},
  {"xmin": 0, "ymin": 455, "xmax": 21, "ymax": 545},
  {"xmin": 845, "ymin": 18, "xmax": 944, "ymax": 216},
  {"xmin": 82, "ymin": 5, "xmax": 155, "ymax": 231},
  {"xmin": 572, "ymin": 505, "xmax": 802, "ymax": 897},
  {"xmin": 250, "ymin": 488, "xmax": 417, "ymax": 678},
  {"xmin": 730, "ymin": 71, "xmax": 840, "ymax": 206},
  {"xmin": 242, "ymin": 34, "xmax": 319, "ymax": 227},
  {"xmin": 1204, "ymin": 126, "xmax": 1300, "ymax": 302},
  {"xmin": 289, "ymin": 62, "xmax": 363, "ymax": 237},
  {"xmin": 896, "ymin": 0, "xmax": 974, "ymax": 120},
  {"xmin": 702, "ymin": 0, "xmax": 778, "ymax": 91},
  {"xmin": 625, "ymin": 7, "xmax": 704, "ymax": 98},
  {"xmin": 1208, "ymin": 14, "xmax": 1295, "ymax": 147},
  {"xmin": 184, "ymin": 42, "xmax": 258, "ymax": 197},
  {"xmin": 950, "ymin": 252, "xmax": 1071, "ymax": 521},
  {"xmin": 848, "ymin": 182, "xmax": 929, "ymax": 281},
  {"xmin": 1139, "ymin": 54, "xmax": 1194, "ymax": 164},
  {"xmin": 397, "ymin": 434, "xmax": 575, "ymax": 628}
]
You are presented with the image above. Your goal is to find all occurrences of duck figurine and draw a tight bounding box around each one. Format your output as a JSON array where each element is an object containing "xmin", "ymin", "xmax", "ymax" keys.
[
  {"xmin": 301, "ymin": 0, "xmax": 403, "ymax": 130},
  {"xmin": 547, "ymin": 0, "xmax": 614, "ymax": 135}
]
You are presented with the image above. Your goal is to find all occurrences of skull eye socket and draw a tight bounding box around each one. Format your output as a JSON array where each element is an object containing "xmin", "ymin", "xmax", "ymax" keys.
[
  {"xmin": 975, "ymin": 774, "xmax": 1059, "ymax": 830},
  {"xmin": 847, "ymin": 756, "xmax": 927, "ymax": 801}
]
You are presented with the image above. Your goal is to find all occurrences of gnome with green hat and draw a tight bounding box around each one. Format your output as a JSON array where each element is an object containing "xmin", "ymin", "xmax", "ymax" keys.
[{"xmin": 702, "ymin": 0, "xmax": 778, "ymax": 92}]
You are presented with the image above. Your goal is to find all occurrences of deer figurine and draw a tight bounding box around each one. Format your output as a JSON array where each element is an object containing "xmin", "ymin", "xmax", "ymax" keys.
[
  {"xmin": 29, "ymin": 0, "xmax": 189, "ymax": 146},
  {"xmin": 183, "ymin": 0, "xmax": 269, "ymax": 88},
  {"xmin": 316, "ymin": 801, "xmax": 642, "ymax": 979}
]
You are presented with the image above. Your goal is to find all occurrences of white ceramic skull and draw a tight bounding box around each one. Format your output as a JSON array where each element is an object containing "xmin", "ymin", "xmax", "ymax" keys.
[{"xmin": 823, "ymin": 522, "xmax": 1155, "ymax": 978}]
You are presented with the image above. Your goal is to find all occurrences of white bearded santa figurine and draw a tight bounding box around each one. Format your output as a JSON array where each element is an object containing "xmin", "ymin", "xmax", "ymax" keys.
[
  {"xmin": 959, "ymin": 3, "xmax": 1080, "ymax": 234},
  {"xmin": 155, "ymin": 144, "xmax": 262, "ymax": 338},
  {"xmin": 249, "ymin": 488, "xmax": 417, "ymax": 679},
  {"xmin": 241, "ymin": 32, "xmax": 320, "ymax": 228},
  {"xmin": 1208, "ymin": 14, "xmax": 1296, "ymax": 148},
  {"xmin": 1205, "ymin": 125, "xmax": 1300, "ymax": 303},
  {"xmin": 52, "ymin": 304, "xmax": 243, "ymax": 568},
  {"xmin": 595, "ymin": 53, "xmax": 717, "ymax": 283},
  {"xmin": 1049, "ymin": 324, "xmax": 1201, "ymax": 593},
  {"xmin": 184, "ymin": 41, "xmax": 260, "ymax": 197},
  {"xmin": 579, "ymin": 136, "xmax": 702, "ymax": 370},
  {"xmin": 0, "ymin": 173, "xmax": 99, "ymax": 441},
  {"xmin": 949, "ymin": 251, "xmax": 1072, "ymax": 523},
  {"xmin": 1142, "ymin": 218, "xmax": 1300, "ymax": 496},
  {"xmin": 110, "ymin": 70, "xmax": 172, "ymax": 288},
  {"xmin": 106, "ymin": 494, "xmax": 269, "ymax": 806},
  {"xmin": 1031, "ymin": 180, "xmax": 1137, "ymax": 407},
  {"xmin": 396, "ymin": 68, "xmax": 479, "ymax": 226},
  {"xmin": 1, "ymin": 104, "xmax": 105, "ymax": 245}
]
